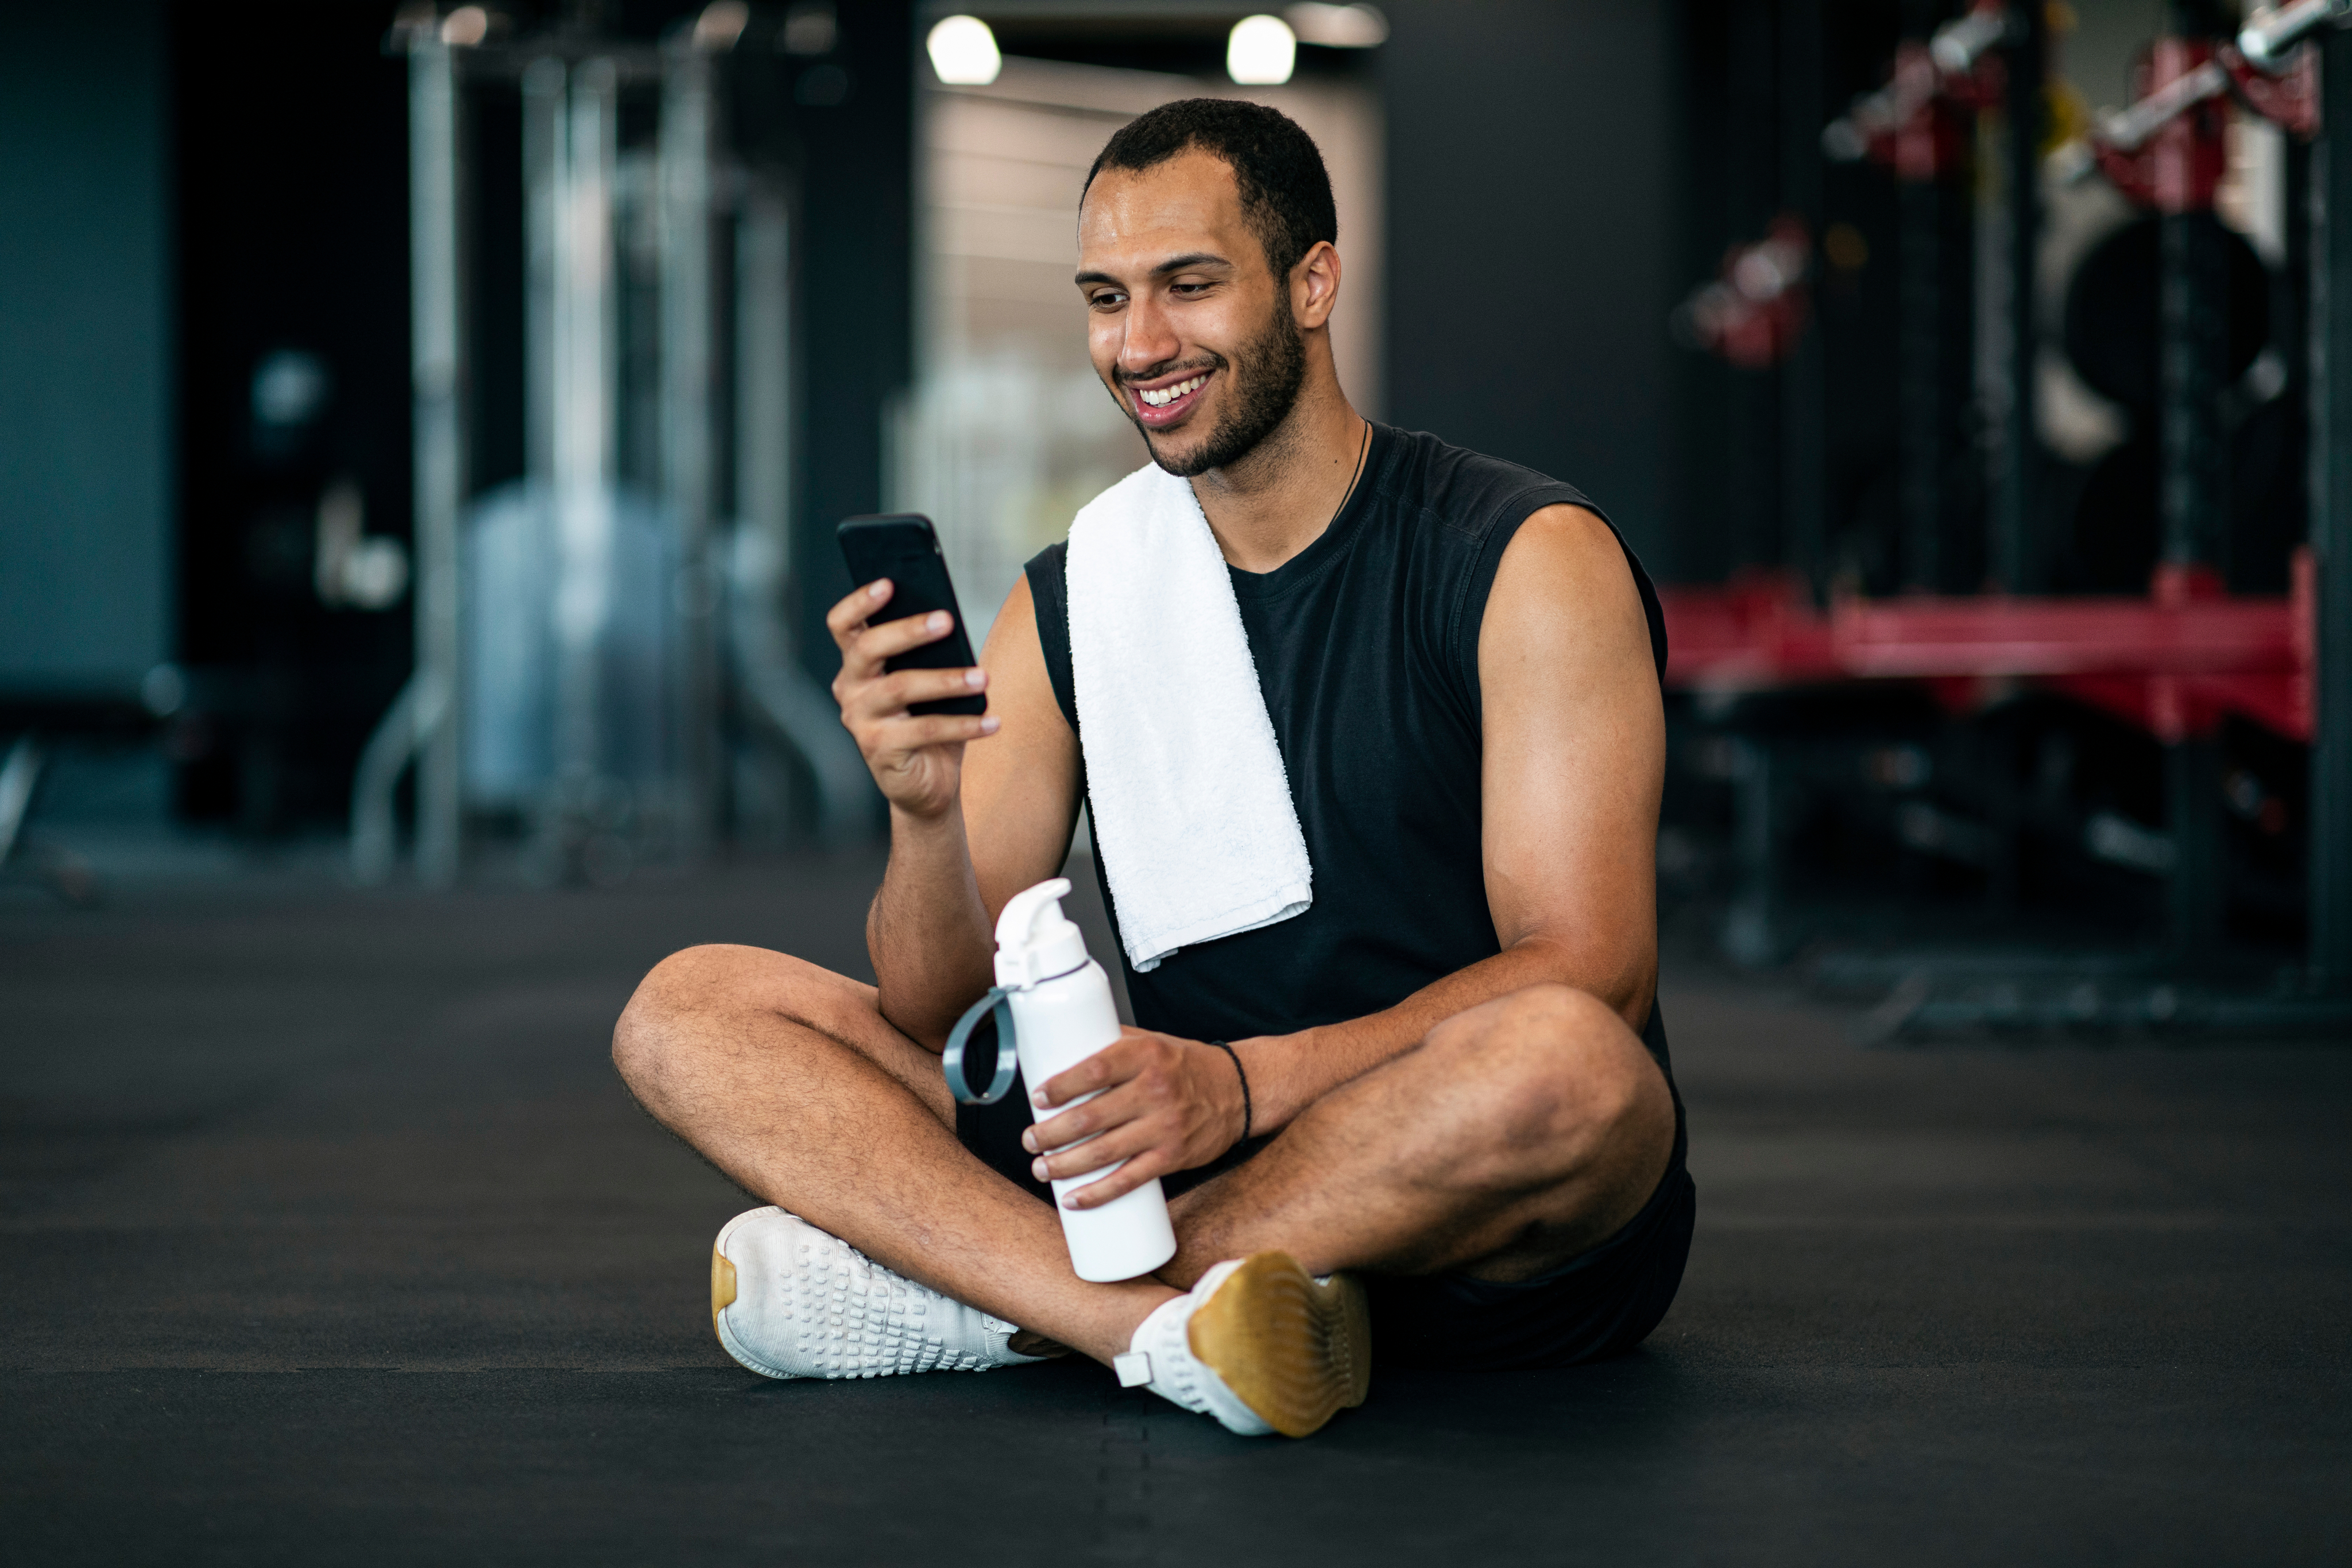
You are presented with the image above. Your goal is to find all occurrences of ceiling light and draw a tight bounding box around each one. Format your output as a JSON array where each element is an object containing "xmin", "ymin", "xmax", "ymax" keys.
[
  {"xmin": 439, "ymin": 5, "xmax": 488, "ymax": 46},
  {"xmin": 1228, "ymin": 14, "xmax": 1296, "ymax": 84},
  {"xmin": 1284, "ymin": 3, "xmax": 1387, "ymax": 48},
  {"xmin": 691, "ymin": 1, "xmax": 749, "ymax": 51},
  {"xmin": 927, "ymin": 15, "xmax": 1001, "ymax": 86}
]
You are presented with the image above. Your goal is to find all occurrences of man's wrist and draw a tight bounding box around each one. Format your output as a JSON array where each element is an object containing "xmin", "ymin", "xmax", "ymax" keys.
[
  {"xmin": 887, "ymin": 798, "xmax": 961, "ymax": 835},
  {"xmin": 1205, "ymin": 1039, "xmax": 1252, "ymax": 1144},
  {"xmin": 1224, "ymin": 1033, "xmax": 1303, "ymax": 1136},
  {"xmin": 871, "ymin": 798, "xmax": 990, "ymax": 1045}
]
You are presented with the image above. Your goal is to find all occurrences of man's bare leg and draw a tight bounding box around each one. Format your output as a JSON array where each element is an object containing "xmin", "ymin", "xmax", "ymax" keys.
[
  {"xmin": 618, "ymin": 958, "xmax": 1668, "ymax": 1355},
  {"xmin": 1162, "ymin": 983, "xmax": 1676, "ymax": 1288},
  {"xmin": 612, "ymin": 943, "xmax": 1175, "ymax": 1364}
]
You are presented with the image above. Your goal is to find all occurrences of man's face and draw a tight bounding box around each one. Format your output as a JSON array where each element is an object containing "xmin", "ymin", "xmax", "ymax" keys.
[{"xmin": 1075, "ymin": 150, "xmax": 1306, "ymax": 478}]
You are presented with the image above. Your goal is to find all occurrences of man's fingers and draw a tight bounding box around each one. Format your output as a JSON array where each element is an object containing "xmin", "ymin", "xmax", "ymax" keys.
[
  {"xmin": 858, "ymin": 609, "xmax": 960, "ymax": 661},
  {"xmin": 829, "ymin": 596, "xmax": 953, "ymax": 694},
  {"xmin": 1059, "ymin": 1148, "xmax": 1172, "ymax": 1210},
  {"xmin": 1034, "ymin": 1046, "xmax": 1125, "ymax": 1109},
  {"xmin": 847, "ymin": 665, "xmax": 987, "ymax": 723},
  {"xmin": 1018, "ymin": 1027, "xmax": 1217, "ymax": 1206},
  {"xmin": 826, "ymin": 579, "xmax": 893, "ymax": 643},
  {"xmin": 1026, "ymin": 1093, "xmax": 1105, "ymax": 1155},
  {"xmin": 1032, "ymin": 1119, "xmax": 1154, "ymax": 1183},
  {"xmin": 838, "ymin": 668, "xmax": 974, "ymax": 729},
  {"xmin": 1027, "ymin": 1069, "xmax": 1165, "ymax": 1155},
  {"xmin": 863, "ymin": 714, "xmax": 998, "ymax": 756}
]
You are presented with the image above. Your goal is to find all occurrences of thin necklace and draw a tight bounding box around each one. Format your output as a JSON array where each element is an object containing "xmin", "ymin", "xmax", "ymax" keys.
[
  {"xmin": 1328, "ymin": 417, "xmax": 1371, "ymax": 530},
  {"xmin": 1217, "ymin": 419, "xmax": 1370, "ymax": 570}
]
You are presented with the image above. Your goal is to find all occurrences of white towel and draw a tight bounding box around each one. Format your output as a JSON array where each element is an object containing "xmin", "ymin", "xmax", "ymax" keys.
[{"xmin": 1065, "ymin": 463, "xmax": 1313, "ymax": 973}]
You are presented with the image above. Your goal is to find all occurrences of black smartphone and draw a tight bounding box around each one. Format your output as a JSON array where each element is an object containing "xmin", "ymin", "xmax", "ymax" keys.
[{"xmin": 836, "ymin": 514, "xmax": 987, "ymax": 717}]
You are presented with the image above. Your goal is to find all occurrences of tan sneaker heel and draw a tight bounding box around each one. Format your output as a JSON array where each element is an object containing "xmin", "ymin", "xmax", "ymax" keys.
[
  {"xmin": 711, "ymin": 1246, "xmax": 738, "ymax": 1329},
  {"xmin": 1185, "ymin": 1251, "xmax": 1371, "ymax": 1438}
]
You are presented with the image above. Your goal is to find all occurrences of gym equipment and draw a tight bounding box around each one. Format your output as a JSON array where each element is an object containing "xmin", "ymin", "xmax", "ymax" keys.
[
  {"xmin": 1823, "ymin": 0, "xmax": 2036, "ymax": 594},
  {"xmin": 355, "ymin": 4, "xmax": 865, "ymax": 887},
  {"xmin": 1673, "ymin": 218, "xmax": 1813, "ymax": 370},
  {"xmin": 2310, "ymin": 21, "xmax": 2352, "ymax": 994},
  {"xmin": 1668, "ymin": 1, "xmax": 2352, "ymax": 1027},
  {"xmin": 1661, "ymin": 567, "xmax": 2309, "ymax": 744}
]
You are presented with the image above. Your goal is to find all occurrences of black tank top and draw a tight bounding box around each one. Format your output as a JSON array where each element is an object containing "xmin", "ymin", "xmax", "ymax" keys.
[{"xmin": 1026, "ymin": 421, "xmax": 1677, "ymax": 1083}]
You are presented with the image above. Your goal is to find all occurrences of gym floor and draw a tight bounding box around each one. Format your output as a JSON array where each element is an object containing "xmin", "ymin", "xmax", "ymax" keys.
[{"xmin": 2, "ymin": 857, "xmax": 2344, "ymax": 1565}]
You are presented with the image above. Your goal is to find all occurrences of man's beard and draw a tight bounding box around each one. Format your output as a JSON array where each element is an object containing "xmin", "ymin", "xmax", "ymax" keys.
[{"xmin": 1121, "ymin": 303, "xmax": 1307, "ymax": 479}]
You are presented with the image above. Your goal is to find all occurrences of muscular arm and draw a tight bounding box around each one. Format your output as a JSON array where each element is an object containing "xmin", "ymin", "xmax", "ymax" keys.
[
  {"xmin": 862, "ymin": 575, "xmax": 1085, "ymax": 1048},
  {"xmin": 1029, "ymin": 503, "xmax": 1666, "ymax": 1202},
  {"xmin": 1229, "ymin": 504, "xmax": 1664, "ymax": 1130}
]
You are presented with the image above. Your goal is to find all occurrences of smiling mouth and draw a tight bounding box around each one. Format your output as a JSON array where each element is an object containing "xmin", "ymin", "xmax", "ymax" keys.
[
  {"xmin": 1138, "ymin": 373, "xmax": 1206, "ymax": 407},
  {"xmin": 1128, "ymin": 368, "xmax": 1213, "ymax": 429}
]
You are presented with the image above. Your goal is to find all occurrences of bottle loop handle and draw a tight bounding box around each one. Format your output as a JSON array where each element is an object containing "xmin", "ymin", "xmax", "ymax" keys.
[{"xmin": 942, "ymin": 985, "xmax": 1021, "ymax": 1105}]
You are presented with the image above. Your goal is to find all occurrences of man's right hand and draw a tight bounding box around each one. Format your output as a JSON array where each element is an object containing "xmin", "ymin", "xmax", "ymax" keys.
[{"xmin": 828, "ymin": 579, "xmax": 999, "ymax": 822}]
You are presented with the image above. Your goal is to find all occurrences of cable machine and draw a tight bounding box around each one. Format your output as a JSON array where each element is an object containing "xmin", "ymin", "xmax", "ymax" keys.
[{"xmin": 355, "ymin": 2, "xmax": 865, "ymax": 888}]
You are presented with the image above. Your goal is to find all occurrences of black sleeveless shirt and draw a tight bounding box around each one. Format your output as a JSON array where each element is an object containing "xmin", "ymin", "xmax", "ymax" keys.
[{"xmin": 1025, "ymin": 421, "xmax": 1677, "ymax": 1083}]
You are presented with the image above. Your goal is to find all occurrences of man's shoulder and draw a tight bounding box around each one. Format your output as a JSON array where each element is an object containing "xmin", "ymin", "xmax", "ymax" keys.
[
  {"xmin": 1371, "ymin": 425, "xmax": 1600, "ymax": 543},
  {"xmin": 1376, "ymin": 425, "xmax": 1664, "ymax": 683},
  {"xmin": 1024, "ymin": 537, "xmax": 1069, "ymax": 579},
  {"xmin": 1023, "ymin": 460, "xmax": 1185, "ymax": 642},
  {"xmin": 1022, "ymin": 540, "xmax": 1071, "ymax": 661}
]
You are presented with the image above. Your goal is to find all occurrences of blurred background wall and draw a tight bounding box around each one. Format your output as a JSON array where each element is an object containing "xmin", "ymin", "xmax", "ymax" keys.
[
  {"xmin": 1382, "ymin": 0, "xmax": 1680, "ymax": 571},
  {"xmin": 172, "ymin": 3, "xmax": 415, "ymax": 834},
  {"xmin": 0, "ymin": 4, "xmax": 175, "ymax": 704}
]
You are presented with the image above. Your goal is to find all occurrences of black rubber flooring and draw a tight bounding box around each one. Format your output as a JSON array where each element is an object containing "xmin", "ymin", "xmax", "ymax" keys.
[{"xmin": 3, "ymin": 856, "xmax": 2346, "ymax": 1565}]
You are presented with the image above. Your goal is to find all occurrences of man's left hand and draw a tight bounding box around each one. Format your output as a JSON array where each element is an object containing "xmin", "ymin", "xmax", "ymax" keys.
[{"xmin": 1022, "ymin": 1029, "xmax": 1247, "ymax": 1208}]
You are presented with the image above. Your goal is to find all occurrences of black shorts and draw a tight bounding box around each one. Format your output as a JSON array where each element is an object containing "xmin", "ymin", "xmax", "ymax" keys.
[{"xmin": 956, "ymin": 1091, "xmax": 1695, "ymax": 1373}]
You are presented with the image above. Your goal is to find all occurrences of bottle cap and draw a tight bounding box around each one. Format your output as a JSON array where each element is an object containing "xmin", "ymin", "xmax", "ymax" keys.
[{"xmin": 993, "ymin": 877, "xmax": 1090, "ymax": 988}]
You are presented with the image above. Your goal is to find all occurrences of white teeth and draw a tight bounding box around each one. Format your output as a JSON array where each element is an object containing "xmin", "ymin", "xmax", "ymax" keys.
[{"xmin": 1139, "ymin": 374, "xmax": 1206, "ymax": 408}]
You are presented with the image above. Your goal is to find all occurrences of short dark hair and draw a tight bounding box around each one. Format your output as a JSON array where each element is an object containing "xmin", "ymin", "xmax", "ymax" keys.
[{"xmin": 1084, "ymin": 99, "xmax": 1337, "ymax": 280}]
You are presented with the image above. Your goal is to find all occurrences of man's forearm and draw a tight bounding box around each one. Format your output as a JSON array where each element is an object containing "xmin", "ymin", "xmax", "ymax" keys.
[
  {"xmin": 868, "ymin": 805, "xmax": 997, "ymax": 1050},
  {"xmin": 1232, "ymin": 937, "xmax": 1654, "ymax": 1135}
]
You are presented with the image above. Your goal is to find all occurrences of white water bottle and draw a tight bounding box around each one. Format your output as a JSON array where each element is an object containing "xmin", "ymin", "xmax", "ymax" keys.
[{"xmin": 978, "ymin": 878, "xmax": 1178, "ymax": 1283}]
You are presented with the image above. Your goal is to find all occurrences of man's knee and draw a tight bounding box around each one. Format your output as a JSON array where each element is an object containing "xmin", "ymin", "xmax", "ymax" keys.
[
  {"xmin": 613, "ymin": 943, "xmax": 742, "ymax": 1095},
  {"xmin": 1415, "ymin": 983, "xmax": 1670, "ymax": 1188},
  {"xmin": 610, "ymin": 944, "xmax": 840, "ymax": 1103}
]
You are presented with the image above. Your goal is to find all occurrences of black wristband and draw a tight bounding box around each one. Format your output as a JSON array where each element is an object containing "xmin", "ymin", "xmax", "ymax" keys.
[{"xmin": 1208, "ymin": 1039, "xmax": 1251, "ymax": 1143}]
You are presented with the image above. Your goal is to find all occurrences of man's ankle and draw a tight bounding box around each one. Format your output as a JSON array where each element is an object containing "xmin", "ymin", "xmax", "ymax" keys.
[{"xmin": 1069, "ymin": 1283, "xmax": 1183, "ymax": 1366}]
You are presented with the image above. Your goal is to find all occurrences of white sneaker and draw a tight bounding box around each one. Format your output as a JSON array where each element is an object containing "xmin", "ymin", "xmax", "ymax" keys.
[
  {"xmin": 1113, "ymin": 1251, "xmax": 1371, "ymax": 1438},
  {"xmin": 709, "ymin": 1206, "xmax": 1046, "ymax": 1381}
]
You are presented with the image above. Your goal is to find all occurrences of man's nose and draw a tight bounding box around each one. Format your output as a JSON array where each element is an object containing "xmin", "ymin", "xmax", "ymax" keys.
[{"xmin": 1119, "ymin": 293, "xmax": 1179, "ymax": 377}]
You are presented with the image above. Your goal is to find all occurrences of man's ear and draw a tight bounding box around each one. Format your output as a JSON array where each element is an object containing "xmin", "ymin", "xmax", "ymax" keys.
[{"xmin": 1293, "ymin": 240, "xmax": 1343, "ymax": 331}]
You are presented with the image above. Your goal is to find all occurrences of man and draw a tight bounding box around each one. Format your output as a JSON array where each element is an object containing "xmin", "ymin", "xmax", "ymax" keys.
[{"xmin": 613, "ymin": 99, "xmax": 1689, "ymax": 1438}]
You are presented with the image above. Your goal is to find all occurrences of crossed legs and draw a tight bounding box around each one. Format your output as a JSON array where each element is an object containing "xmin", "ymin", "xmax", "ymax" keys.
[{"xmin": 611, "ymin": 944, "xmax": 1674, "ymax": 1366}]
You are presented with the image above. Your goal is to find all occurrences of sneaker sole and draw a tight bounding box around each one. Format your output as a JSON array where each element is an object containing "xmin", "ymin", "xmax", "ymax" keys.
[
  {"xmin": 1185, "ymin": 1251, "xmax": 1371, "ymax": 1438},
  {"xmin": 711, "ymin": 1209, "xmax": 796, "ymax": 1380}
]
